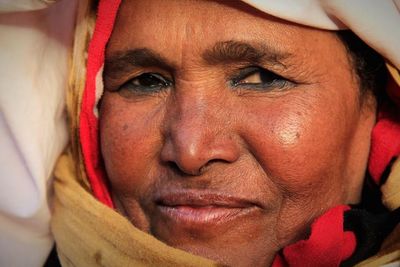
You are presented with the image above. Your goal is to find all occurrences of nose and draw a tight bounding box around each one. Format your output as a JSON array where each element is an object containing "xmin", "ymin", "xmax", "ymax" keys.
[{"xmin": 160, "ymin": 90, "xmax": 240, "ymax": 176}]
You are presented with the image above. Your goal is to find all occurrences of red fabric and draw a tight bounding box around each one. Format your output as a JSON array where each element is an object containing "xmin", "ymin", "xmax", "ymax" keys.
[
  {"xmin": 368, "ymin": 105, "xmax": 400, "ymax": 184},
  {"xmin": 80, "ymin": 0, "xmax": 121, "ymax": 208},
  {"xmin": 368, "ymin": 75, "xmax": 400, "ymax": 184},
  {"xmin": 272, "ymin": 205, "xmax": 356, "ymax": 267}
]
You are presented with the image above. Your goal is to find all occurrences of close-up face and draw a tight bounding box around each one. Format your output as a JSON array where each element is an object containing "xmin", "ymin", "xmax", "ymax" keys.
[{"xmin": 100, "ymin": 0, "xmax": 377, "ymax": 266}]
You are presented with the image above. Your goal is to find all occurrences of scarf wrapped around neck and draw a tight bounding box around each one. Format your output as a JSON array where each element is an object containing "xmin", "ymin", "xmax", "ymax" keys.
[{"xmin": 51, "ymin": 0, "xmax": 400, "ymax": 266}]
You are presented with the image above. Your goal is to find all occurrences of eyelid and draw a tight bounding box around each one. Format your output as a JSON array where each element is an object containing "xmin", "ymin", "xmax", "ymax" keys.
[
  {"xmin": 229, "ymin": 65, "xmax": 296, "ymax": 92},
  {"xmin": 133, "ymin": 72, "xmax": 172, "ymax": 85},
  {"xmin": 105, "ymin": 68, "xmax": 173, "ymax": 92},
  {"xmin": 231, "ymin": 66, "xmax": 283, "ymax": 84},
  {"xmin": 119, "ymin": 72, "xmax": 173, "ymax": 97},
  {"xmin": 232, "ymin": 66, "xmax": 262, "ymax": 85}
]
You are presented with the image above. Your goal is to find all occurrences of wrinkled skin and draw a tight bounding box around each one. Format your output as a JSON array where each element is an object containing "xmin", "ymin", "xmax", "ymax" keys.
[{"xmin": 100, "ymin": 0, "xmax": 377, "ymax": 266}]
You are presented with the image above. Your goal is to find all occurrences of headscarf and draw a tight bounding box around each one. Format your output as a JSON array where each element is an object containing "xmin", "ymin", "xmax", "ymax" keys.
[
  {"xmin": 0, "ymin": 1, "xmax": 76, "ymax": 266},
  {"xmin": 52, "ymin": 0, "xmax": 400, "ymax": 266}
]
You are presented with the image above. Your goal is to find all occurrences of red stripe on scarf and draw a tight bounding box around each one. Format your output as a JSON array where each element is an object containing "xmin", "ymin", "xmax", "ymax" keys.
[{"xmin": 80, "ymin": 0, "xmax": 121, "ymax": 208}]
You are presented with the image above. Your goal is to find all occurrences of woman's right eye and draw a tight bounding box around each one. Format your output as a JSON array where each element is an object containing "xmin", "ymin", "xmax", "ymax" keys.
[{"xmin": 119, "ymin": 73, "xmax": 172, "ymax": 95}]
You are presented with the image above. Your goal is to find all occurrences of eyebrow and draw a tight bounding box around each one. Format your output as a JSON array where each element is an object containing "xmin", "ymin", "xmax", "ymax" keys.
[
  {"xmin": 202, "ymin": 40, "xmax": 291, "ymax": 68},
  {"xmin": 104, "ymin": 48, "xmax": 174, "ymax": 79},
  {"xmin": 104, "ymin": 40, "xmax": 291, "ymax": 80}
]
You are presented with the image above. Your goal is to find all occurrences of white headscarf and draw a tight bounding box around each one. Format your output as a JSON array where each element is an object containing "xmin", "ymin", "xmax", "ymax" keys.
[
  {"xmin": 0, "ymin": 0, "xmax": 76, "ymax": 266},
  {"xmin": 244, "ymin": 0, "xmax": 400, "ymax": 69}
]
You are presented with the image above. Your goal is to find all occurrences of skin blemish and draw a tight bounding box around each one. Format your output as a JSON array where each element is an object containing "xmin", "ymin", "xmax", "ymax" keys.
[{"xmin": 274, "ymin": 118, "xmax": 302, "ymax": 146}]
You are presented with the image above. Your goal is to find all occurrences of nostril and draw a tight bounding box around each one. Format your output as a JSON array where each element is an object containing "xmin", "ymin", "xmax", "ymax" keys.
[
  {"xmin": 165, "ymin": 161, "xmax": 200, "ymax": 176},
  {"xmin": 166, "ymin": 161, "xmax": 184, "ymax": 175},
  {"xmin": 198, "ymin": 158, "xmax": 227, "ymax": 174},
  {"xmin": 166, "ymin": 158, "xmax": 230, "ymax": 177}
]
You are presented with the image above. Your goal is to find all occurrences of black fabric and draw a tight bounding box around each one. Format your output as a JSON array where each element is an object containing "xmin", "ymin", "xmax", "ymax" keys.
[
  {"xmin": 359, "ymin": 173, "xmax": 387, "ymax": 213},
  {"xmin": 43, "ymin": 246, "xmax": 61, "ymax": 267},
  {"xmin": 340, "ymin": 170, "xmax": 400, "ymax": 267},
  {"xmin": 341, "ymin": 207, "xmax": 400, "ymax": 267}
]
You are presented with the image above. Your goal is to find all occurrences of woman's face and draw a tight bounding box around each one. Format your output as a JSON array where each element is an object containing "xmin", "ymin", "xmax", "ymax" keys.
[{"xmin": 100, "ymin": 0, "xmax": 377, "ymax": 266}]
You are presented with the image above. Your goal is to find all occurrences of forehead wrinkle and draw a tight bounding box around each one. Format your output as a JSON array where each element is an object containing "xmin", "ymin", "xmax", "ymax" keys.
[
  {"xmin": 202, "ymin": 40, "xmax": 290, "ymax": 68},
  {"xmin": 177, "ymin": 20, "xmax": 205, "ymax": 70}
]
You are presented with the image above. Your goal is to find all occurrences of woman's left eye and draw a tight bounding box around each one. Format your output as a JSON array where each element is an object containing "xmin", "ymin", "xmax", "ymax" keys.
[{"xmin": 231, "ymin": 67, "xmax": 291, "ymax": 90}]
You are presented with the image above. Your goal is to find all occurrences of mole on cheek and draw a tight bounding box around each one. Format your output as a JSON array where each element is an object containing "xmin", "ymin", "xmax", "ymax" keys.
[{"xmin": 123, "ymin": 124, "xmax": 128, "ymax": 131}]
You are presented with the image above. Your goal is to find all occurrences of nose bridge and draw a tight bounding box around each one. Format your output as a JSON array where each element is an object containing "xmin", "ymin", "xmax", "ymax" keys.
[
  {"xmin": 161, "ymin": 85, "xmax": 238, "ymax": 175},
  {"xmin": 175, "ymin": 87, "xmax": 214, "ymax": 135}
]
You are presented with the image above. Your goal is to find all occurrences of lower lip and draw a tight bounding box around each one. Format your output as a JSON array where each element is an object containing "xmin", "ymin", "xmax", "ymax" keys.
[{"xmin": 157, "ymin": 205, "xmax": 255, "ymax": 226}]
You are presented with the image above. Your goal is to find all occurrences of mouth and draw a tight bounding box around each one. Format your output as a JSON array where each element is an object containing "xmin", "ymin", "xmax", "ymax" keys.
[{"xmin": 154, "ymin": 190, "xmax": 262, "ymax": 226}]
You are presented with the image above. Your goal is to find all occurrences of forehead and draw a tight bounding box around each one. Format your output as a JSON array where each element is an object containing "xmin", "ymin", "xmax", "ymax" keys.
[{"xmin": 107, "ymin": 0, "xmax": 344, "ymax": 63}]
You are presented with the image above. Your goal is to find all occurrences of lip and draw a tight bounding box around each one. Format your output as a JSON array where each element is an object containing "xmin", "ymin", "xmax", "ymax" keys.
[{"xmin": 154, "ymin": 190, "xmax": 262, "ymax": 226}]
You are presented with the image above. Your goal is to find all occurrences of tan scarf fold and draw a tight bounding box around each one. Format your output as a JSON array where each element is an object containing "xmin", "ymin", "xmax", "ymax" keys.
[{"xmin": 51, "ymin": 152, "xmax": 220, "ymax": 267}]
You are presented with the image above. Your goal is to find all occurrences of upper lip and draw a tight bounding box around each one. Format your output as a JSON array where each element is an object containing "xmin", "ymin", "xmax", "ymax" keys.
[{"xmin": 154, "ymin": 190, "xmax": 262, "ymax": 209}]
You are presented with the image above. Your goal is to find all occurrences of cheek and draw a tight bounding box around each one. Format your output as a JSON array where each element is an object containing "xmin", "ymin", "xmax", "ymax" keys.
[
  {"xmin": 99, "ymin": 93, "xmax": 163, "ymax": 195},
  {"xmin": 243, "ymin": 97, "xmax": 349, "ymax": 180},
  {"xmin": 240, "ymin": 93, "xmax": 356, "ymax": 241}
]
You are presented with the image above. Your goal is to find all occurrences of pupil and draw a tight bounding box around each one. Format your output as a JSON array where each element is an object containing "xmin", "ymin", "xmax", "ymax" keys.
[
  {"xmin": 259, "ymin": 70, "xmax": 275, "ymax": 84},
  {"xmin": 139, "ymin": 74, "xmax": 162, "ymax": 87}
]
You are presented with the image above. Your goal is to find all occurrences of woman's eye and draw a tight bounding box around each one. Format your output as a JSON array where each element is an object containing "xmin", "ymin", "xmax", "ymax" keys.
[
  {"xmin": 119, "ymin": 73, "xmax": 172, "ymax": 94},
  {"xmin": 231, "ymin": 67, "xmax": 290, "ymax": 90}
]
